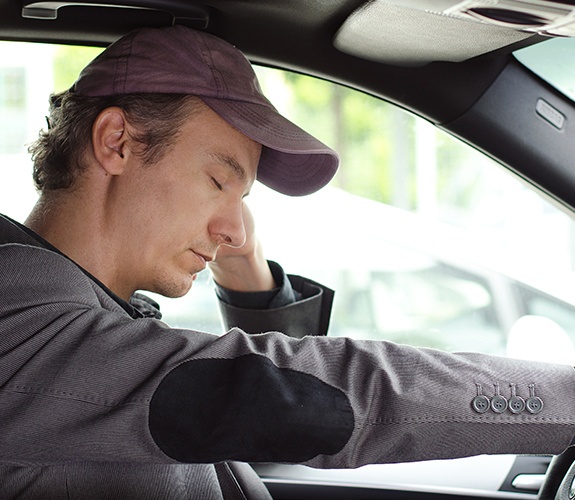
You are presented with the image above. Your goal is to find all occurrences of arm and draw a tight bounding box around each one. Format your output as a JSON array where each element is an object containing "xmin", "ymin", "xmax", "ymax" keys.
[
  {"xmin": 209, "ymin": 202, "xmax": 333, "ymax": 337},
  {"xmin": 208, "ymin": 201, "xmax": 275, "ymax": 293},
  {"xmin": 215, "ymin": 266, "xmax": 334, "ymax": 337},
  {"xmin": 2, "ymin": 243, "xmax": 575, "ymax": 469}
]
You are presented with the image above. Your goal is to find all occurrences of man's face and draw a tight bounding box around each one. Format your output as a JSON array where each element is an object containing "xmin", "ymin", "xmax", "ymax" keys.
[{"xmin": 118, "ymin": 104, "xmax": 260, "ymax": 298}]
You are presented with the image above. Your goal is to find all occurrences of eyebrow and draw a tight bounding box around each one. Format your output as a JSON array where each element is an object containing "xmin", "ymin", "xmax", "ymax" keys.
[{"xmin": 210, "ymin": 152, "xmax": 248, "ymax": 184}]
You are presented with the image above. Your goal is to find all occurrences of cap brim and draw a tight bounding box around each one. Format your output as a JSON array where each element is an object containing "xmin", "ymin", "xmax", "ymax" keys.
[{"xmin": 202, "ymin": 98, "xmax": 339, "ymax": 196}]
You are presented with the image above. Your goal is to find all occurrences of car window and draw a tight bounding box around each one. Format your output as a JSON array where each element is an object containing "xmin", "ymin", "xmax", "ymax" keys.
[
  {"xmin": 3, "ymin": 40, "xmax": 575, "ymax": 363},
  {"xmin": 515, "ymin": 37, "xmax": 575, "ymax": 102},
  {"xmin": 248, "ymin": 66, "xmax": 575, "ymax": 362}
]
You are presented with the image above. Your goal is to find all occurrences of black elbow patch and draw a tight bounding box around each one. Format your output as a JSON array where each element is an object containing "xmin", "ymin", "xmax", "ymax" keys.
[{"xmin": 149, "ymin": 354, "xmax": 354, "ymax": 463}]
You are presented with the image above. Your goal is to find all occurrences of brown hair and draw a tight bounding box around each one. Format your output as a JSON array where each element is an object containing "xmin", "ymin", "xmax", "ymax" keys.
[{"xmin": 29, "ymin": 92, "xmax": 202, "ymax": 192}]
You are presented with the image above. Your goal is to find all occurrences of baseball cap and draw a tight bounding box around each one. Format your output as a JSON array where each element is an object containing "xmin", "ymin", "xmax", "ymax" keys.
[{"xmin": 72, "ymin": 25, "xmax": 339, "ymax": 196}]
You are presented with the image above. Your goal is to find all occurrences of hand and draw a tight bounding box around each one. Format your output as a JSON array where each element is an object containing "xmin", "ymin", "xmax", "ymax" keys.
[{"xmin": 208, "ymin": 201, "xmax": 277, "ymax": 292}]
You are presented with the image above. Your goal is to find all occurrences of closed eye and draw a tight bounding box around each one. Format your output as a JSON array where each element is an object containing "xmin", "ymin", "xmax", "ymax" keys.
[{"xmin": 211, "ymin": 177, "xmax": 223, "ymax": 191}]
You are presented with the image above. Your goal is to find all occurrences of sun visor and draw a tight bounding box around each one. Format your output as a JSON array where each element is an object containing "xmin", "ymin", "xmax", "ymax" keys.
[{"xmin": 333, "ymin": 0, "xmax": 575, "ymax": 66}]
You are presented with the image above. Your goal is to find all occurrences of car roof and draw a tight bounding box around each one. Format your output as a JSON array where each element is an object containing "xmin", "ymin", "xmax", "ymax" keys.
[
  {"xmin": 0, "ymin": 1, "xmax": 530, "ymax": 120},
  {"xmin": 1, "ymin": 0, "xmax": 574, "ymax": 210}
]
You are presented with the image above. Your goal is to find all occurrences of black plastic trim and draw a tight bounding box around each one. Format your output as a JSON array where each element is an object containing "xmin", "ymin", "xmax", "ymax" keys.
[
  {"xmin": 444, "ymin": 57, "xmax": 575, "ymax": 213},
  {"xmin": 22, "ymin": 0, "xmax": 208, "ymax": 26},
  {"xmin": 263, "ymin": 481, "xmax": 529, "ymax": 500}
]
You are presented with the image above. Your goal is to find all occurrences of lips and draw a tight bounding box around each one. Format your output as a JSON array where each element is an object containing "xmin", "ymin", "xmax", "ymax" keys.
[{"xmin": 191, "ymin": 250, "xmax": 213, "ymax": 270}]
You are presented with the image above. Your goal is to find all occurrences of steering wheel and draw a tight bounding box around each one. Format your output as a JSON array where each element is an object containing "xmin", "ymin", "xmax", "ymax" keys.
[{"xmin": 538, "ymin": 446, "xmax": 575, "ymax": 500}]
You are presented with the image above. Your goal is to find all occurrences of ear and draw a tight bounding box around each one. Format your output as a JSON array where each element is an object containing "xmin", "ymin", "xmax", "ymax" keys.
[{"xmin": 92, "ymin": 107, "xmax": 130, "ymax": 176}]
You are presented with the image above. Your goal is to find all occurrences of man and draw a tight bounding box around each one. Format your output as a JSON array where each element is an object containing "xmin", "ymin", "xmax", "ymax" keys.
[{"xmin": 0, "ymin": 25, "xmax": 574, "ymax": 499}]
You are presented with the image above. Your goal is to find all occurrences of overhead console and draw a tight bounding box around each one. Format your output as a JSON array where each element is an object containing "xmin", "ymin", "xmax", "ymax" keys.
[
  {"xmin": 416, "ymin": 0, "xmax": 575, "ymax": 36},
  {"xmin": 333, "ymin": 0, "xmax": 575, "ymax": 66}
]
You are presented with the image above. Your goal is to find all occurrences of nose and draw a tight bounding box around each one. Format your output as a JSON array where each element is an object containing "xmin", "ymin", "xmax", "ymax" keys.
[{"xmin": 210, "ymin": 201, "xmax": 246, "ymax": 249}]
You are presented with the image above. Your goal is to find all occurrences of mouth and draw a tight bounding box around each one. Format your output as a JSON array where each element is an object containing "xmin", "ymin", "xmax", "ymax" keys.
[{"xmin": 191, "ymin": 250, "xmax": 214, "ymax": 269}]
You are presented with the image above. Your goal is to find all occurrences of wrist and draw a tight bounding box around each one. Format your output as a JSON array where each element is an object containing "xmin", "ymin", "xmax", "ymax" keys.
[{"xmin": 209, "ymin": 249, "xmax": 276, "ymax": 292}]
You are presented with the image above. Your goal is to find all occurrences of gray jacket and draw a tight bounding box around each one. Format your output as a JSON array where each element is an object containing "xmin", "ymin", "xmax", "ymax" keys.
[{"xmin": 1, "ymin": 214, "xmax": 575, "ymax": 499}]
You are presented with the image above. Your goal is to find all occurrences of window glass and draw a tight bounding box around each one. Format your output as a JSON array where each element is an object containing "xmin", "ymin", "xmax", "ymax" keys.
[
  {"xmin": 0, "ymin": 67, "xmax": 27, "ymax": 154},
  {"xmin": 515, "ymin": 37, "xmax": 575, "ymax": 102},
  {"xmin": 520, "ymin": 285, "xmax": 575, "ymax": 340},
  {"xmin": 2, "ymin": 41, "xmax": 575, "ymax": 363}
]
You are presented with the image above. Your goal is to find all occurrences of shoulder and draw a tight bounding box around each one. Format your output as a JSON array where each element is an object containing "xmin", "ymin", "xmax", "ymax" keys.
[{"xmin": 0, "ymin": 243, "xmax": 108, "ymax": 312}]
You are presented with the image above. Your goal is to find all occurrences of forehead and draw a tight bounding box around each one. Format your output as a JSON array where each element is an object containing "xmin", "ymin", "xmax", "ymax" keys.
[{"xmin": 183, "ymin": 103, "xmax": 261, "ymax": 181}]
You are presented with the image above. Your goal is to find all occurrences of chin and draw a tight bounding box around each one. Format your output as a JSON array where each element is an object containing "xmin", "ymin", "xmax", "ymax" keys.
[{"xmin": 151, "ymin": 275, "xmax": 194, "ymax": 299}]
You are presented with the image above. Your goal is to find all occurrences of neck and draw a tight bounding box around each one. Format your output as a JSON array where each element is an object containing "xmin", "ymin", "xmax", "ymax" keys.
[{"xmin": 25, "ymin": 189, "xmax": 135, "ymax": 301}]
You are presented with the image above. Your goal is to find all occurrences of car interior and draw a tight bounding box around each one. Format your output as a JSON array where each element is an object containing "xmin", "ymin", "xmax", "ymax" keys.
[{"xmin": 3, "ymin": 0, "xmax": 575, "ymax": 498}]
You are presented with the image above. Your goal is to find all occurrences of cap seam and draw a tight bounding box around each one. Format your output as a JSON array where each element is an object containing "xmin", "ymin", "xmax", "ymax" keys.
[
  {"xmin": 114, "ymin": 31, "xmax": 134, "ymax": 95},
  {"xmin": 196, "ymin": 33, "xmax": 226, "ymax": 97}
]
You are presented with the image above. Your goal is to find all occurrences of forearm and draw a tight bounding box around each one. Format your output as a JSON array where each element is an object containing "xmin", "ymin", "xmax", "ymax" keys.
[{"xmin": 209, "ymin": 238, "xmax": 276, "ymax": 292}]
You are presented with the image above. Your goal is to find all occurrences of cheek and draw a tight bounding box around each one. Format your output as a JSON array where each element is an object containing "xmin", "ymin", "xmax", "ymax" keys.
[
  {"xmin": 130, "ymin": 168, "xmax": 219, "ymax": 246},
  {"xmin": 151, "ymin": 198, "xmax": 214, "ymax": 251}
]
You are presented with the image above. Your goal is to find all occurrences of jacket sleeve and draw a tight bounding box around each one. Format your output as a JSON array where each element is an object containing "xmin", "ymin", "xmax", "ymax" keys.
[
  {"xmin": 216, "ymin": 262, "xmax": 334, "ymax": 338},
  {"xmin": 1, "ymin": 243, "xmax": 575, "ymax": 470}
]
